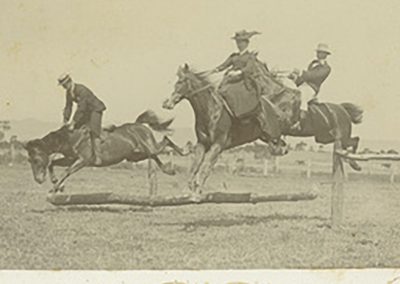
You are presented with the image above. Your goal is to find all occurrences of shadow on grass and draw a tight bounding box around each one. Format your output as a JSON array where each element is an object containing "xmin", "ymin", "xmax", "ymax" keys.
[
  {"xmin": 30, "ymin": 205, "xmax": 153, "ymax": 214},
  {"xmin": 158, "ymin": 213, "xmax": 327, "ymax": 232}
]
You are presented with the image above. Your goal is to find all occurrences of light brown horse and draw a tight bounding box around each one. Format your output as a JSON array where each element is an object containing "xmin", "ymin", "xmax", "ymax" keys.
[
  {"xmin": 163, "ymin": 64, "xmax": 288, "ymax": 193},
  {"xmin": 24, "ymin": 110, "xmax": 188, "ymax": 192}
]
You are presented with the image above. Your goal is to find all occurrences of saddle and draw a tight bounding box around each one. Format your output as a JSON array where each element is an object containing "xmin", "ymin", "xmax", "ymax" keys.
[
  {"xmin": 219, "ymin": 78, "xmax": 260, "ymax": 120},
  {"xmin": 103, "ymin": 124, "xmax": 117, "ymax": 132}
]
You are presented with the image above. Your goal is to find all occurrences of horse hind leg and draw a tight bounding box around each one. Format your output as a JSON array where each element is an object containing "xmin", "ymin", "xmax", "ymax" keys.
[
  {"xmin": 342, "ymin": 136, "xmax": 362, "ymax": 171},
  {"xmin": 151, "ymin": 155, "xmax": 176, "ymax": 176},
  {"xmin": 164, "ymin": 136, "xmax": 190, "ymax": 156},
  {"xmin": 348, "ymin": 136, "xmax": 360, "ymax": 154}
]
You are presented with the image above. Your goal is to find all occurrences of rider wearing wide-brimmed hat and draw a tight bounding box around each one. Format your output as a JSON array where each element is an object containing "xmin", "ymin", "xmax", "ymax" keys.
[
  {"xmin": 213, "ymin": 30, "xmax": 261, "ymax": 79},
  {"xmin": 212, "ymin": 30, "xmax": 281, "ymax": 140},
  {"xmin": 289, "ymin": 43, "xmax": 332, "ymax": 131},
  {"xmin": 58, "ymin": 74, "xmax": 106, "ymax": 165}
]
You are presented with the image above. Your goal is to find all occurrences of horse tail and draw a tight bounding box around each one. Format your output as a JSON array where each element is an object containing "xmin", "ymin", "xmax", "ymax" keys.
[
  {"xmin": 135, "ymin": 110, "xmax": 175, "ymax": 132},
  {"xmin": 340, "ymin": 103, "xmax": 363, "ymax": 124}
]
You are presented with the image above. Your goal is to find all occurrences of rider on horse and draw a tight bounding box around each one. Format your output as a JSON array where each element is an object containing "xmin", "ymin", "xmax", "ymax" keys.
[
  {"xmin": 213, "ymin": 30, "xmax": 261, "ymax": 84},
  {"xmin": 212, "ymin": 30, "xmax": 274, "ymax": 139},
  {"xmin": 288, "ymin": 43, "xmax": 332, "ymax": 131},
  {"xmin": 58, "ymin": 74, "xmax": 106, "ymax": 166}
]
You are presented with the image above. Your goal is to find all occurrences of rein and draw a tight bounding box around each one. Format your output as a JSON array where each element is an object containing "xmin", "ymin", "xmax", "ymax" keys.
[{"xmin": 188, "ymin": 83, "xmax": 214, "ymax": 97}]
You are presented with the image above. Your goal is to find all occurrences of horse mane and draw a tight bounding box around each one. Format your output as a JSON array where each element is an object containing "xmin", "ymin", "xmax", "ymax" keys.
[
  {"xmin": 27, "ymin": 126, "xmax": 69, "ymax": 153},
  {"xmin": 185, "ymin": 65, "xmax": 221, "ymax": 92}
]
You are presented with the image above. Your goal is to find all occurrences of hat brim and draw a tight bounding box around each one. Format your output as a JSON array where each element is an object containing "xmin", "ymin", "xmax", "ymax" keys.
[
  {"xmin": 316, "ymin": 49, "xmax": 331, "ymax": 54},
  {"xmin": 232, "ymin": 36, "xmax": 250, "ymax": 41},
  {"xmin": 58, "ymin": 78, "xmax": 71, "ymax": 86}
]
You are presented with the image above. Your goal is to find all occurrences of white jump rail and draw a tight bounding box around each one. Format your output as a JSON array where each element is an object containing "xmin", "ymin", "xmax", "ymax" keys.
[{"xmin": 331, "ymin": 142, "xmax": 400, "ymax": 228}]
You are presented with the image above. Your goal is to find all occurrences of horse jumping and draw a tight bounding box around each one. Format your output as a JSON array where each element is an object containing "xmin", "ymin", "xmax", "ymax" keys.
[
  {"xmin": 23, "ymin": 110, "xmax": 188, "ymax": 193},
  {"xmin": 163, "ymin": 64, "xmax": 288, "ymax": 194}
]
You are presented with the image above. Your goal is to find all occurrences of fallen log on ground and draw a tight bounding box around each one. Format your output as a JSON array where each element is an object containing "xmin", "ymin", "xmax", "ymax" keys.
[{"xmin": 46, "ymin": 191, "xmax": 317, "ymax": 207}]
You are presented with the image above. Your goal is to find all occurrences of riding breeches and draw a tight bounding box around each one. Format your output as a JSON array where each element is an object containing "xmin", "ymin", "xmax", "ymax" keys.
[
  {"xmin": 298, "ymin": 83, "xmax": 317, "ymax": 111},
  {"xmin": 88, "ymin": 111, "xmax": 103, "ymax": 138}
]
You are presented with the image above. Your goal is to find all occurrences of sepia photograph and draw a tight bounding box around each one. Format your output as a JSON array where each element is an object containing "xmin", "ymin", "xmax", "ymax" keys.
[{"xmin": 1, "ymin": 0, "xmax": 400, "ymax": 283}]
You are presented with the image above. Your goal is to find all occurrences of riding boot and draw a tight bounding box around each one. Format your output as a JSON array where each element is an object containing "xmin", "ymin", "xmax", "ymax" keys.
[
  {"xmin": 256, "ymin": 111, "xmax": 270, "ymax": 138},
  {"xmin": 92, "ymin": 137, "xmax": 103, "ymax": 166},
  {"xmin": 290, "ymin": 111, "xmax": 306, "ymax": 132}
]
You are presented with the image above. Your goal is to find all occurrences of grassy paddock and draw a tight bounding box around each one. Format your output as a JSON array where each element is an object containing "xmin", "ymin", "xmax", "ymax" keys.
[{"xmin": 0, "ymin": 158, "xmax": 399, "ymax": 269}]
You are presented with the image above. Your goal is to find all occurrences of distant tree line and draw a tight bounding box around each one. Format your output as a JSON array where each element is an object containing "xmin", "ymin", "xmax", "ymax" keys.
[{"xmin": 0, "ymin": 133, "xmax": 27, "ymax": 165}]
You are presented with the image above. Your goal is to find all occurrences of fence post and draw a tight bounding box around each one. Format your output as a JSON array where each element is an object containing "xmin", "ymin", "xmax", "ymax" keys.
[
  {"xmin": 390, "ymin": 164, "xmax": 396, "ymax": 184},
  {"xmin": 169, "ymin": 151, "xmax": 174, "ymax": 166},
  {"xmin": 187, "ymin": 153, "xmax": 194, "ymax": 175},
  {"xmin": 306, "ymin": 159, "xmax": 312, "ymax": 179},
  {"xmin": 343, "ymin": 163, "xmax": 349, "ymax": 181},
  {"xmin": 331, "ymin": 140, "xmax": 345, "ymax": 228},
  {"xmin": 272, "ymin": 156, "xmax": 279, "ymax": 173},
  {"xmin": 148, "ymin": 158, "xmax": 158, "ymax": 197},
  {"xmin": 9, "ymin": 135, "xmax": 17, "ymax": 167},
  {"xmin": 9, "ymin": 141, "xmax": 16, "ymax": 167},
  {"xmin": 263, "ymin": 159, "xmax": 268, "ymax": 176},
  {"xmin": 225, "ymin": 158, "xmax": 231, "ymax": 174}
]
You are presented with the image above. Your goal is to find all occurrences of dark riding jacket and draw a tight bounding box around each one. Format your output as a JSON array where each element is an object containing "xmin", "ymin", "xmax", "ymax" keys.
[
  {"xmin": 63, "ymin": 83, "xmax": 106, "ymax": 124},
  {"xmin": 216, "ymin": 50, "xmax": 255, "ymax": 75},
  {"xmin": 295, "ymin": 59, "xmax": 331, "ymax": 93}
]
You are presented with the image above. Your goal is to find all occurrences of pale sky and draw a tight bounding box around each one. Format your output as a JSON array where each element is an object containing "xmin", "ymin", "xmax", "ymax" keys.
[{"xmin": 1, "ymin": 0, "xmax": 400, "ymax": 140}]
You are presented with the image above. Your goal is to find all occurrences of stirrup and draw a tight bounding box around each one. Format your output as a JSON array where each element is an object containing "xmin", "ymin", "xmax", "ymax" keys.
[
  {"xmin": 290, "ymin": 121, "xmax": 301, "ymax": 131},
  {"xmin": 93, "ymin": 156, "xmax": 102, "ymax": 165}
]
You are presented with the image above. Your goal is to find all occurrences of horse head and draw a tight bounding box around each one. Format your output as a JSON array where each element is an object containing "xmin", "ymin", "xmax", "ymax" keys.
[
  {"xmin": 163, "ymin": 63, "xmax": 209, "ymax": 110},
  {"xmin": 23, "ymin": 139, "xmax": 50, "ymax": 184},
  {"xmin": 23, "ymin": 126, "xmax": 74, "ymax": 184}
]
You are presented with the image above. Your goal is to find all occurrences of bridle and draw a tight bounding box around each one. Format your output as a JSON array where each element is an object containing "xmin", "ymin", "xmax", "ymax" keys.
[{"xmin": 180, "ymin": 72, "xmax": 215, "ymax": 98}]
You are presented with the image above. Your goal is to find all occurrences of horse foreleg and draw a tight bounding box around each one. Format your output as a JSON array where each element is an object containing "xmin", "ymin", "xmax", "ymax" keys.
[
  {"xmin": 189, "ymin": 143, "xmax": 206, "ymax": 192},
  {"xmin": 48, "ymin": 157, "xmax": 75, "ymax": 184},
  {"xmin": 196, "ymin": 143, "xmax": 223, "ymax": 194},
  {"xmin": 51, "ymin": 158, "xmax": 87, "ymax": 193}
]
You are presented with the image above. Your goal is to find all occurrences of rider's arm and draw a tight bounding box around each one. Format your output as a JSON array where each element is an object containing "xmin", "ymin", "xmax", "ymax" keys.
[
  {"xmin": 63, "ymin": 93, "xmax": 73, "ymax": 123},
  {"xmin": 215, "ymin": 54, "xmax": 234, "ymax": 72},
  {"xmin": 300, "ymin": 64, "xmax": 331, "ymax": 84}
]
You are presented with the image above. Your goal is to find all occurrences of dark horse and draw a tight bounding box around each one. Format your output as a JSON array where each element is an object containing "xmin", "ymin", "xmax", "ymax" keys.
[
  {"xmin": 163, "ymin": 64, "xmax": 288, "ymax": 193},
  {"xmin": 286, "ymin": 102, "xmax": 363, "ymax": 170},
  {"xmin": 261, "ymin": 72, "xmax": 364, "ymax": 171},
  {"xmin": 23, "ymin": 110, "xmax": 188, "ymax": 192}
]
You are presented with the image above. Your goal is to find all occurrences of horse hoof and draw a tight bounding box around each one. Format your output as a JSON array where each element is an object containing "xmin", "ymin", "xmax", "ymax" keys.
[
  {"xmin": 57, "ymin": 185, "xmax": 66, "ymax": 193},
  {"xmin": 349, "ymin": 160, "xmax": 362, "ymax": 171},
  {"xmin": 166, "ymin": 169, "xmax": 176, "ymax": 176},
  {"xmin": 162, "ymin": 162, "xmax": 176, "ymax": 176},
  {"xmin": 188, "ymin": 192, "xmax": 202, "ymax": 203}
]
